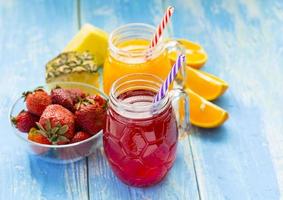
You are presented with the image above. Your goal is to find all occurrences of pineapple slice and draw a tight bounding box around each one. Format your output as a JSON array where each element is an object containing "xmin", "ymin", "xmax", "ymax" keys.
[
  {"xmin": 63, "ymin": 24, "xmax": 108, "ymax": 67},
  {"xmin": 46, "ymin": 51, "xmax": 100, "ymax": 88}
]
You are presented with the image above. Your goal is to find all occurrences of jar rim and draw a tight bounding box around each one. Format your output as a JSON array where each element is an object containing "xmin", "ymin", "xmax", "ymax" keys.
[
  {"xmin": 109, "ymin": 73, "xmax": 169, "ymax": 117},
  {"xmin": 108, "ymin": 23, "xmax": 165, "ymax": 61}
]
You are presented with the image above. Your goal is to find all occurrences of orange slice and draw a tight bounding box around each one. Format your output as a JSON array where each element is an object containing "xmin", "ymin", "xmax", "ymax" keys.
[
  {"xmin": 185, "ymin": 67, "xmax": 228, "ymax": 100},
  {"xmin": 169, "ymin": 39, "xmax": 208, "ymax": 69},
  {"xmin": 185, "ymin": 89, "xmax": 229, "ymax": 128}
]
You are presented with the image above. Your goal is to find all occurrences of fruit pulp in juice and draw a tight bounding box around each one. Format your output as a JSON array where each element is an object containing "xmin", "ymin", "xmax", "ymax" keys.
[
  {"xmin": 103, "ymin": 39, "xmax": 172, "ymax": 94},
  {"xmin": 103, "ymin": 89, "xmax": 178, "ymax": 187}
]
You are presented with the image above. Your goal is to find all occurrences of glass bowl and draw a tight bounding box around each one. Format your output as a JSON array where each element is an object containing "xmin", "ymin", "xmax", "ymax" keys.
[{"xmin": 9, "ymin": 82, "xmax": 108, "ymax": 164}]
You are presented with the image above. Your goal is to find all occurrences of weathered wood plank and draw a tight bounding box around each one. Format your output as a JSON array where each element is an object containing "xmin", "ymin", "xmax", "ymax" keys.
[
  {"xmin": 168, "ymin": 0, "xmax": 282, "ymax": 199},
  {"xmin": 0, "ymin": 1, "xmax": 88, "ymax": 199},
  {"xmin": 80, "ymin": 0, "xmax": 200, "ymax": 199}
]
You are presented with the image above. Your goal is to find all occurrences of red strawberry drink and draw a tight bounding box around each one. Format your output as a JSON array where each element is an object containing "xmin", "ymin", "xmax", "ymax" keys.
[{"xmin": 104, "ymin": 74, "xmax": 189, "ymax": 187}]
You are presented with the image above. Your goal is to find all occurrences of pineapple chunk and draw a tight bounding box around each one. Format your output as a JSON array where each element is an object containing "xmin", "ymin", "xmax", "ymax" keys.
[
  {"xmin": 63, "ymin": 24, "xmax": 108, "ymax": 67},
  {"xmin": 46, "ymin": 51, "xmax": 100, "ymax": 89}
]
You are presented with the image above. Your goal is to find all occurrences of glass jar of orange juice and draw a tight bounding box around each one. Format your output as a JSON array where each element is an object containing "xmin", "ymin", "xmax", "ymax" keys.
[{"xmin": 103, "ymin": 23, "xmax": 185, "ymax": 94}]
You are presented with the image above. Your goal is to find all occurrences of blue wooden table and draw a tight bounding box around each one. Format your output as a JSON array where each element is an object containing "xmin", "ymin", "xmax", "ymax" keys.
[{"xmin": 0, "ymin": 0, "xmax": 282, "ymax": 199}]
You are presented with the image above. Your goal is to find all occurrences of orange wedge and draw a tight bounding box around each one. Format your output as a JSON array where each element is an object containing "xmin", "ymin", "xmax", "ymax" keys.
[
  {"xmin": 169, "ymin": 39, "xmax": 208, "ymax": 69},
  {"xmin": 185, "ymin": 67, "xmax": 228, "ymax": 100},
  {"xmin": 185, "ymin": 89, "xmax": 229, "ymax": 128}
]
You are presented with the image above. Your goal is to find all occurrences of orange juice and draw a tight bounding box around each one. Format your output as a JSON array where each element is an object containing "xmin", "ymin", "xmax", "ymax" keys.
[
  {"xmin": 103, "ymin": 39, "xmax": 171, "ymax": 94},
  {"xmin": 103, "ymin": 23, "xmax": 185, "ymax": 95}
]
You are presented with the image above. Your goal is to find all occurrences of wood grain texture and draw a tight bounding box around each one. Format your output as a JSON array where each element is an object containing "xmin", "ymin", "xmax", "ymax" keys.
[
  {"xmin": 167, "ymin": 0, "xmax": 283, "ymax": 199},
  {"xmin": 80, "ymin": 0, "xmax": 200, "ymax": 199},
  {"xmin": 0, "ymin": 1, "xmax": 88, "ymax": 199}
]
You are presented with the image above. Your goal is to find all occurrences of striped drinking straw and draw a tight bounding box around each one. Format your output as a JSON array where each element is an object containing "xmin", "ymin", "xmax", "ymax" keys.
[
  {"xmin": 154, "ymin": 54, "xmax": 186, "ymax": 103},
  {"xmin": 149, "ymin": 6, "xmax": 174, "ymax": 49}
]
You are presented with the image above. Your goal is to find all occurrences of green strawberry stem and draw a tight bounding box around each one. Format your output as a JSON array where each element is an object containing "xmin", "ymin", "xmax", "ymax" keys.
[{"xmin": 35, "ymin": 119, "xmax": 70, "ymax": 144}]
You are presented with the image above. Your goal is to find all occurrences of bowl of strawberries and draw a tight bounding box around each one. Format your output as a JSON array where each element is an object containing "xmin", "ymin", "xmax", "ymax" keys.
[{"xmin": 9, "ymin": 82, "xmax": 108, "ymax": 164}]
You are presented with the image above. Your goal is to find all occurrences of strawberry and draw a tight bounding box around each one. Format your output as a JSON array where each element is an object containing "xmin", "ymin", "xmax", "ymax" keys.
[
  {"xmin": 51, "ymin": 88, "xmax": 74, "ymax": 111},
  {"xmin": 66, "ymin": 88, "xmax": 86, "ymax": 103},
  {"xmin": 71, "ymin": 131, "xmax": 92, "ymax": 143},
  {"xmin": 51, "ymin": 88, "xmax": 86, "ymax": 111},
  {"xmin": 11, "ymin": 110, "xmax": 39, "ymax": 133},
  {"xmin": 23, "ymin": 88, "xmax": 51, "ymax": 116},
  {"xmin": 36, "ymin": 120, "xmax": 70, "ymax": 145},
  {"xmin": 75, "ymin": 95, "xmax": 107, "ymax": 135},
  {"xmin": 38, "ymin": 104, "xmax": 75, "ymax": 143},
  {"xmin": 86, "ymin": 95, "xmax": 106, "ymax": 106},
  {"xmin": 28, "ymin": 128, "xmax": 51, "ymax": 154},
  {"xmin": 28, "ymin": 128, "xmax": 51, "ymax": 145}
]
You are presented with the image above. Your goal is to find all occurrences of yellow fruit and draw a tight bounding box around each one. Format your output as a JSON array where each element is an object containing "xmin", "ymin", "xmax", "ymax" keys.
[
  {"xmin": 185, "ymin": 89, "xmax": 228, "ymax": 128},
  {"xmin": 185, "ymin": 67, "xmax": 228, "ymax": 100},
  {"xmin": 64, "ymin": 24, "xmax": 108, "ymax": 67},
  {"xmin": 46, "ymin": 51, "xmax": 100, "ymax": 89},
  {"xmin": 169, "ymin": 39, "xmax": 207, "ymax": 69}
]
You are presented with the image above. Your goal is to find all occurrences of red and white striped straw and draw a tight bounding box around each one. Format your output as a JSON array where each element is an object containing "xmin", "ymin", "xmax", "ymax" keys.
[
  {"xmin": 149, "ymin": 6, "xmax": 174, "ymax": 48},
  {"xmin": 154, "ymin": 54, "xmax": 186, "ymax": 103}
]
